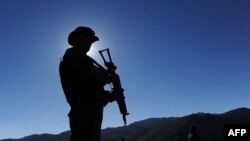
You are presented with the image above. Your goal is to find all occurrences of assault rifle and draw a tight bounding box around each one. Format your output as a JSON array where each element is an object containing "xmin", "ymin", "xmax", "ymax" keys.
[{"xmin": 99, "ymin": 48, "xmax": 129, "ymax": 125}]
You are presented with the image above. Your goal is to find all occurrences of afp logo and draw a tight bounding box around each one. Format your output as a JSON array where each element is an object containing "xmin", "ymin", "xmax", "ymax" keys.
[{"xmin": 224, "ymin": 124, "xmax": 250, "ymax": 141}]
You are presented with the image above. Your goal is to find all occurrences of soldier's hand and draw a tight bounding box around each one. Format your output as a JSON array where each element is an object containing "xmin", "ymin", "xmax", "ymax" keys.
[{"xmin": 110, "ymin": 90, "xmax": 124, "ymax": 101}]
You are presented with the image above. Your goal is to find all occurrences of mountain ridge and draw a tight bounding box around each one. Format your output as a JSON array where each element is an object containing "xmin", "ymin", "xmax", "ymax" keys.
[{"xmin": 1, "ymin": 107, "xmax": 250, "ymax": 141}]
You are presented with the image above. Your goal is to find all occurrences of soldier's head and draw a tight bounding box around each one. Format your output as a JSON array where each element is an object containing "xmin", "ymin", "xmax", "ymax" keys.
[{"xmin": 68, "ymin": 26, "xmax": 99, "ymax": 52}]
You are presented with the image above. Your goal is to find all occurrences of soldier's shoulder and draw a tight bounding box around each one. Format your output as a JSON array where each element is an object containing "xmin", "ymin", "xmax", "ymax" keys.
[{"xmin": 64, "ymin": 48, "xmax": 85, "ymax": 59}]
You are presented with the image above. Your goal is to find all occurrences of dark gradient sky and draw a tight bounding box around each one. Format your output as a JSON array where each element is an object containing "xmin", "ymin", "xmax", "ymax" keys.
[{"xmin": 0, "ymin": 0, "xmax": 249, "ymax": 139}]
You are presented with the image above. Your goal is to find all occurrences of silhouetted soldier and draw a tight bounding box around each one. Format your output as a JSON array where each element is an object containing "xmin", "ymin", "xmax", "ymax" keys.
[
  {"xmin": 59, "ymin": 26, "xmax": 116, "ymax": 141},
  {"xmin": 188, "ymin": 126, "xmax": 201, "ymax": 141}
]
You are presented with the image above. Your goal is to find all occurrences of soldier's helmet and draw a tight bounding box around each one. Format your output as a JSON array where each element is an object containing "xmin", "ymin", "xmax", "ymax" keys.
[{"xmin": 68, "ymin": 26, "xmax": 99, "ymax": 46}]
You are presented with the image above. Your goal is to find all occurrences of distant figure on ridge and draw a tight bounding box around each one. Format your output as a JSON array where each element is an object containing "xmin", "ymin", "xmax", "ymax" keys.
[
  {"xmin": 59, "ymin": 26, "xmax": 118, "ymax": 141},
  {"xmin": 188, "ymin": 125, "xmax": 201, "ymax": 141}
]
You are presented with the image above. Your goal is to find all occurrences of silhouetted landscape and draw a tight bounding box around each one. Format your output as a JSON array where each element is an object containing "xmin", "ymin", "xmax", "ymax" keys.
[{"xmin": 1, "ymin": 107, "xmax": 250, "ymax": 141}]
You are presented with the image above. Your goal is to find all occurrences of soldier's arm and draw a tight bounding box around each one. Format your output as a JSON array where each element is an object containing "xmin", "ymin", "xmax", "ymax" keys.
[{"xmin": 64, "ymin": 51, "xmax": 112, "ymax": 84}]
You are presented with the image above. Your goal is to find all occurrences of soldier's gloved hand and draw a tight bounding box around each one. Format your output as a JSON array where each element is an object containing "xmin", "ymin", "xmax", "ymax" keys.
[
  {"xmin": 102, "ymin": 90, "xmax": 124, "ymax": 106},
  {"xmin": 110, "ymin": 90, "xmax": 124, "ymax": 101},
  {"xmin": 102, "ymin": 91, "xmax": 117, "ymax": 107},
  {"xmin": 103, "ymin": 91, "xmax": 111, "ymax": 106}
]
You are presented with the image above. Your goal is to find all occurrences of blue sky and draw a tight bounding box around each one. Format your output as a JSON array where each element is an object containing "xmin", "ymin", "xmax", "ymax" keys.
[{"xmin": 0, "ymin": 0, "xmax": 250, "ymax": 139}]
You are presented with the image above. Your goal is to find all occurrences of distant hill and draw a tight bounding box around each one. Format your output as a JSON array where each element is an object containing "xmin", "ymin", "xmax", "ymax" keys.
[{"xmin": 1, "ymin": 107, "xmax": 250, "ymax": 141}]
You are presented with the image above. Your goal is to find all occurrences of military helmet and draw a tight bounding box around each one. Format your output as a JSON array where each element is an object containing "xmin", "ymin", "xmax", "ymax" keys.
[{"xmin": 68, "ymin": 26, "xmax": 99, "ymax": 46}]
